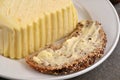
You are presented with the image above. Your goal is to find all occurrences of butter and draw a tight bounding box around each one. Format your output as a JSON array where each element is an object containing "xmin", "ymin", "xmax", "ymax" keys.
[
  {"xmin": 33, "ymin": 50, "xmax": 54, "ymax": 66},
  {"xmin": 0, "ymin": 0, "xmax": 74, "ymax": 27},
  {"xmin": 0, "ymin": 28, "xmax": 3, "ymax": 54},
  {"xmin": 3, "ymin": 28, "xmax": 9, "ymax": 57},
  {"xmin": 33, "ymin": 21, "xmax": 102, "ymax": 66},
  {"xmin": 37, "ymin": 50, "xmax": 53, "ymax": 59},
  {"xmin": 33, "ymin": 57, "xmax": 41, "ymax": 64},
  {"xmin": 0, "ymin": 0, "xmax": 78, "ymax": 59}
]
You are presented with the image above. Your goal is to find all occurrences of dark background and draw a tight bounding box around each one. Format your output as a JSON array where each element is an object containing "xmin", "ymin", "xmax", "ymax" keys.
[{"xmin": 0, "ymin": 1, "xmax": 120, "ymax": 80}]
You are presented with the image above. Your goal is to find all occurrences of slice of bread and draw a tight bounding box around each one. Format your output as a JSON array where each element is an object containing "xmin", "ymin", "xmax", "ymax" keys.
[{"xmin": 26, "ymin": 20, "xmax": 107, "ymax": 75}]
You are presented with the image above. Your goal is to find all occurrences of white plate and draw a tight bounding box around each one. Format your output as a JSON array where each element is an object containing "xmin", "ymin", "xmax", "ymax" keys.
[{"xmin": 0, "ymin": 0, "xmax": 119, "ymax": 80}]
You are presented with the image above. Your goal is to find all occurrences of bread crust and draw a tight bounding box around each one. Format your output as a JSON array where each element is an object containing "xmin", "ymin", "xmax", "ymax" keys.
[{"xmin": 26, "ymin": 20, "xmax": 107, "ymax": 75}]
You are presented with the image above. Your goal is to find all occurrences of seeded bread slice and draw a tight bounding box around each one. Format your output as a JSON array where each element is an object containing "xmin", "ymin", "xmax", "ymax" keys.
[{"xmin": 26, "ymin": 20, "xmax": 107, "ymax": 75}]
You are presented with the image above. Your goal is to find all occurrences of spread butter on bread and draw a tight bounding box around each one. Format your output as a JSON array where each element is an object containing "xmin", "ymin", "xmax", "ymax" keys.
[{"xmin": 26, "ymin": 20, "xmax": 107, "ymax": 75}]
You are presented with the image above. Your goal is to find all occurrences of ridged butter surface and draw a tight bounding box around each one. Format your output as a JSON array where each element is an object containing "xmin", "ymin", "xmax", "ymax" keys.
[{"xmin": 0, "ymin": 0, "xmax": 78, "ymax": 59}]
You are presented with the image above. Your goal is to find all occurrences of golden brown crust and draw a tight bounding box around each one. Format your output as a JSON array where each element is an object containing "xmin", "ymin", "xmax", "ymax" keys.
[{"xmin": 26, "ymin": 20, "xmax": 107, "ymax": 75}]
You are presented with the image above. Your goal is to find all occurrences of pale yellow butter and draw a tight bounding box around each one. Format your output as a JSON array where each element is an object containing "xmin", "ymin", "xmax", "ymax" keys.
[
  {"xmin": 0, "ymin": 0, "xmax": 78, "ymax": 59},
  {"xmin": 0, "ymin": 28, "xmax": 3, "ymax": 54}
]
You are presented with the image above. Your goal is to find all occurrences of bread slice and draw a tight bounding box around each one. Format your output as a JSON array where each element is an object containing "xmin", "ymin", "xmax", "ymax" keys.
[{"xmin": 26, "ymin": 20, "xmax": 107, "ymax": 75}]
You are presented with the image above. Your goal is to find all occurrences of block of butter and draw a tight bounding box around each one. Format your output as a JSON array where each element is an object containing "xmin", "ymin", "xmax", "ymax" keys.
[{"xmin": 0, "ymin": 0, "xmax": 78, "ymax": 59}]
